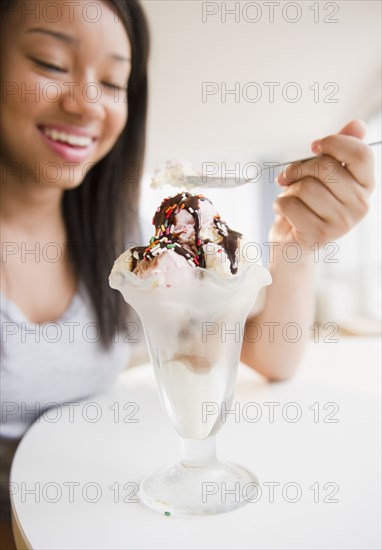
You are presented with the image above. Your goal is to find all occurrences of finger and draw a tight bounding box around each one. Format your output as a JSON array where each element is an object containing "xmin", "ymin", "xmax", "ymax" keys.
[
  {"xmin": 282, "ymin": 177, "xmax": 346, "ymax": 224},
  {"xmin": 284, "ymin": 177, "xmax": 368, "ymax": 234},
  {"xmin": 337, "ymin": 119, "xmax": 367, "ymax": 140},
  {"xmin": 311, "ymin": 119, "xmax": 367, "ymax": 150},
  {"xmin": 278, "ymin": 155, "xmax": 347, "ymax": 193},
  {"xmin": 277, "ymin": 156, "xmax": 370, "ymax": 211},
  {"xmin": 273, "ymin": 195, "xmax": 328, "ymax": 244},
  {"xmin": 310, "ymin": 134, "xmax": 375, "ymax": 190}
]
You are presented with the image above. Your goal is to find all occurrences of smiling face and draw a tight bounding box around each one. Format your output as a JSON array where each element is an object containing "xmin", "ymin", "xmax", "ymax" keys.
[{"xmin": 0, "ymin": 0, "xmax": 131, "ymax": 189}]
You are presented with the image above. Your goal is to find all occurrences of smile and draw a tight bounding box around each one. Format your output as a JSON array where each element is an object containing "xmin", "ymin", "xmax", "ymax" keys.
[
  {"xmin": 42, "ymin": 127, "xmax": 93, "ymax": 148},
  {"xmin": 38, "ymin": 125, "xmax": 98, "ymax": 162}
]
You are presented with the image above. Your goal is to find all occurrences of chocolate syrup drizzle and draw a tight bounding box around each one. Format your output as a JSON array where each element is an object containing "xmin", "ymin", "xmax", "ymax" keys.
[
  {"xmin": 129, "ymin": 246, "xmax": 146, "ymax": 271},
  {"xmin": 213, "ymin": 219, "xmax": 243, "ymax": 275},
  {"xmin": 131, "ymin": 192, "xmax": 242, "ymax": 274}
]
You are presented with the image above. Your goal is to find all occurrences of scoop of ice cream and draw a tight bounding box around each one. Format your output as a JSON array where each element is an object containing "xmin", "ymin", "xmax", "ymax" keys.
[
  {"xmin": 150, "ymin": 192, "xmax": 244, "ymax": 273},
  {"xmin": 134, "ymin": 247, "xmax": 199, "ymax": 288},
  {"xmin": 152, "ymin": 193, "xmax": 222, "ymax": 249},
  {"xmin": 111, "ymin": 192, "xmax": 255, "ymax": 286}
]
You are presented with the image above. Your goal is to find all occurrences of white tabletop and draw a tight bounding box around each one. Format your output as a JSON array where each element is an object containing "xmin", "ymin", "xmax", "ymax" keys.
[{"xmin": 11, "ymin": 336, "xmax": 381, "ymax": 550}]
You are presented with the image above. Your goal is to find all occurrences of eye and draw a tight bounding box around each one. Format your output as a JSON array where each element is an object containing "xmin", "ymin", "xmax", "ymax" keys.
[
  {"xmin": 30, "ymin": 57, "xmax": 66, "ymax": 73},
  {"xmin": 101, "ymin": 81, "xmax": 127, "ymax": 91}
]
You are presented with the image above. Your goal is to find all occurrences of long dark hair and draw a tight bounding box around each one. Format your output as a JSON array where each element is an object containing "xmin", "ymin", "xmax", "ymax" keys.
[
  {"xmin": 63, "ymin": 0, "xmax": 149, "ymax": 348},
  {"xmin": 2, "ymin": 0, "xmax": 150, "ymax": 349}
]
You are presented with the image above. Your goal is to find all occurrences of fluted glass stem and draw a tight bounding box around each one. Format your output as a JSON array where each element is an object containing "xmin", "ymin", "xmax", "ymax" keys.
[{"xmin": 180, "ymin": 436, "xmax": 217, "ymax": 468}]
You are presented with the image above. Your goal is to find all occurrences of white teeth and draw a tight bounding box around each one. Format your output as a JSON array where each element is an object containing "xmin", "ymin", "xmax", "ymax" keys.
[{"xmin": 43, "ymin": 128, "xmax": 92, "ymax": 147}]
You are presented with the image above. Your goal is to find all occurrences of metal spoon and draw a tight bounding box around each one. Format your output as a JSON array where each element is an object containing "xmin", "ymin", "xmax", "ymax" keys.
[{"xmin": 181, "ymin": 140, "xmax": 382, "ymax": 189}]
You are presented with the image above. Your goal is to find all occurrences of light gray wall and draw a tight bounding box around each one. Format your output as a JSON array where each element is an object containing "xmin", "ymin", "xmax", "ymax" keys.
[{"xmin": 142, "ymin": 0, "xmax": 381, "ymax": 167}]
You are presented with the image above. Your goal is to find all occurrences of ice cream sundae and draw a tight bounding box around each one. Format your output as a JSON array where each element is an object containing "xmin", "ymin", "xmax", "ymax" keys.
[{"xmin": 109, "ymin": 190, "xmax": 271, "ymax": 515}]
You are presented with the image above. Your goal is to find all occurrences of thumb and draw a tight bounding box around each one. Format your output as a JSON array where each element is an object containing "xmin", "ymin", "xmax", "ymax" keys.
[{"xmin": 338, "ymin": 119, "xmax": 367, "ymax": 139}]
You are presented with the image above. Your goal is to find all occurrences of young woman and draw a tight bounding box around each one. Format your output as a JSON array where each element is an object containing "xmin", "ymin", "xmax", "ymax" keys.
[
  {"xmin": 0, "ymin": 0, "xmax": 149, "ymax": 541},
  {"xmin": 0, "ymin": 0, "xmax": 375, "ymax": 544}
]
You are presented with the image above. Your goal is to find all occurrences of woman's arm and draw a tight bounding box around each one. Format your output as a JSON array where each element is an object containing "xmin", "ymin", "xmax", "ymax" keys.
[
  {"xmin": 241, "ymin": 245, "xmax": 315, "ymax": 381},
  {"xmin": 241, "ymin": 120, "xmax": 375, "ymax": 380}
]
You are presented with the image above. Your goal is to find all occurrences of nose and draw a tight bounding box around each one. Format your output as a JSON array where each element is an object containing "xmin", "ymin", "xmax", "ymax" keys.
[{"xmin": 60, "ymin": 77, "xmax": 105, "ymax": 121}]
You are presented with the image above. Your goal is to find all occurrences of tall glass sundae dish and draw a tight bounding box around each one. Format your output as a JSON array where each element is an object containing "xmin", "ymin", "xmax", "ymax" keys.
[{"xmin": 109, "ymin": 191, "xmax": 271, "ymax": 515}]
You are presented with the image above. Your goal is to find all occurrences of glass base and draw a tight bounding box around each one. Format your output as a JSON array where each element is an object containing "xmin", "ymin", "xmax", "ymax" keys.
[{"xmin": 138, "ymin": 460, "xmax": 258, "ymax": 516}]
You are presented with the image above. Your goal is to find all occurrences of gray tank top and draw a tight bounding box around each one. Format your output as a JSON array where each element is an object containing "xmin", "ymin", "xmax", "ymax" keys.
[{"xmin": 0, "ymin": 282, "xmax": 132, "ymax": 438}]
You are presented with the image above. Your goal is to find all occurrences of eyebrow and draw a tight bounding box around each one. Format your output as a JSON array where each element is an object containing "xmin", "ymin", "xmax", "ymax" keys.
[
  {"xmin": 25, "ymin": 28, "xmax": 131, "ymax": 62},
  {"xmin": 26, "ymin": 27, "xmax": 78, "ymax": 44}
]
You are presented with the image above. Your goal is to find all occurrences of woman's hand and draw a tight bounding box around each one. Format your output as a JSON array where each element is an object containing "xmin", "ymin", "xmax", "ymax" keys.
[{"xmin": 270, "ymin": 120, "xmax": 375, "ymax": 250}]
